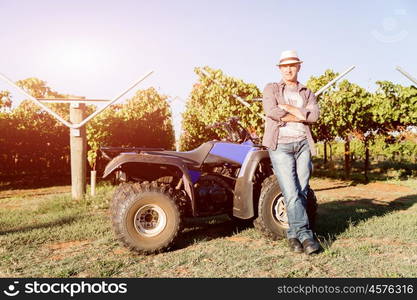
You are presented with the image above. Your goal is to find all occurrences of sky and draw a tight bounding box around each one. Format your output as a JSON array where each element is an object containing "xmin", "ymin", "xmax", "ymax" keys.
[{"xmin": 0, "ymin": 0, "xmax": 416, "ymax": 138}]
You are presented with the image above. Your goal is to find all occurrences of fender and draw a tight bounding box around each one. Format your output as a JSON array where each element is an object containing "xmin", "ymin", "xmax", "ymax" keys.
[
  {"xmin": 103, "ymin": 153, "xmax": 196, "ymax": 215},
  {"xmin": 233, "ymin": 150, "xmax": 270, "ymax": 219}
]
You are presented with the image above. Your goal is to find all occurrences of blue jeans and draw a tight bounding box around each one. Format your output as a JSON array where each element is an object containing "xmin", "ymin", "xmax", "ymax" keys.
[{"xmin": 268, "ymin": 138, "xmax": 314, "ymax": 243}]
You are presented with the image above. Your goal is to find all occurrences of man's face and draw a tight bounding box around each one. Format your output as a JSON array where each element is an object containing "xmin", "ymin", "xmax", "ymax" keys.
[{"xmin": 279, "ymin": 63, "xmax": 301, "ymax": 82}]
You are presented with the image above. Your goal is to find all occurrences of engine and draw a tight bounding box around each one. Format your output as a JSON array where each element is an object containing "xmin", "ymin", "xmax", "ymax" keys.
[{"xmin": 194, "ymin": 175, "xmax": 234, "ymax": 215}]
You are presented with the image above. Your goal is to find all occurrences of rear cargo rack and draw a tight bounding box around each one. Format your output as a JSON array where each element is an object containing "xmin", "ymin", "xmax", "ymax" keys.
[{"xmin": 100, "ymin": 146, "xmax": 165, "ymax": 160}]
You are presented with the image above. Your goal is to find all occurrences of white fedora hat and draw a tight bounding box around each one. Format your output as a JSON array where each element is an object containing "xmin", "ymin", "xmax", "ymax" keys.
[{"xmin": 277, "ymin": 50, "xmax": 303, "ymax": 66}]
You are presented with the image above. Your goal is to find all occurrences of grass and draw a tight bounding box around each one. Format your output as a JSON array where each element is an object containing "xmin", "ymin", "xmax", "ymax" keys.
[
  {"xmin": 0, "ymin": 178, "xmax": 416, "ymax": 278},
  {"xmin": 385, "ymin": 178, "xmax": 417, "ymax": 189}
]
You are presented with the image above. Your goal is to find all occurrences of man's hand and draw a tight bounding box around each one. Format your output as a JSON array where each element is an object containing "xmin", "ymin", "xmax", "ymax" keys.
[
  {"xmin": 281, "ymin": 114, "xmax": 304, "ymax": 123},
  {"xmin": 279, "ymin": 104, "xmax": 306, "ymax": 121}
]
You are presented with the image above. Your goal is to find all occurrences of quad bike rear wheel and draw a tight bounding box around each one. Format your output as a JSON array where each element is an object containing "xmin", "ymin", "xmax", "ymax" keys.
[
  {"xmin": 254, "ymin": 175, "xmax": 317, "ymax": 240},
  {"xmin": 111, "ymin": 182, "xmax": 181, "ymax": 254}
]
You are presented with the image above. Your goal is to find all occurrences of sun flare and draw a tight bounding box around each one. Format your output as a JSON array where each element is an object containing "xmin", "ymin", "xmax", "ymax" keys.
[{"xmin": 47, "ymin": 40, "xmax": 104, "ymax": 74}]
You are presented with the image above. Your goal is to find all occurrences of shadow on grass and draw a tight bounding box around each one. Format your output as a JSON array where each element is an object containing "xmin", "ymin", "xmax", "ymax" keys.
[
  {"xmin": 315, "ymin": 194, "xmax": 417, "ymax": 246},
  {"xmin": 173, "ymin": 215, "xmax": 254, "ymax": 251},
  {"xmin": 0, "ymin": 174, "xmax": 112, "ymax": 193},
  {"xmin": 314, "ymin": 184, "xmax": 355, "ymax": 192},
  {"xmin": 171, "ymin": 194, "xmax": 417, "ymax": 251},
  {"xmin": 0, "ymin": 215, "xmax": 83, "ymax": 235},
  {"xmin": 0, "ymin": 174, "xmax": 71, "ymax": 191}
]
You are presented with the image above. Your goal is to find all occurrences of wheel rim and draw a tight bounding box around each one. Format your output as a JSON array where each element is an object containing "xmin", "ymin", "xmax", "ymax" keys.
[
  {"xmin": 272, "ymin": 194, "xmax": 289, "ymax": 228},
  {"xmin": 134, "ymin": 204, "xmax": 167, "ymax": 237}
]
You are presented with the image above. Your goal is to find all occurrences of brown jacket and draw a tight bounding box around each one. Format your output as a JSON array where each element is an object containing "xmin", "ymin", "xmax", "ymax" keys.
[{"xmin": 262, "ymin": 80, "xmax": 320, "ymax": 155}]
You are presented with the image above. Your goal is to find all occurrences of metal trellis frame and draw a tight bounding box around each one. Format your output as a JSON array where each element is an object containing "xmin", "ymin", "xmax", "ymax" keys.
[
  {"xmin": 0, "ymin": 71, "xmax": 154, "ymax": 199},
  {"xmin": 396, "ymin": 66, "xmax": 417, "ymax": 85},
  {"xmin": 0, "ymin": 71, "xmax": 154, "ymax": 129}
]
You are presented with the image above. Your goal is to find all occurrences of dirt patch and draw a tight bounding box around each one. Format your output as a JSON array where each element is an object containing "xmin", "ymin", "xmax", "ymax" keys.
[
  {"xmin": 226, "ymin": 236, "xmax": 251, "ymax": 243},
  {"xmin": 0, "ymin": 186, "xmax": 70, "ymax": 200},
  {"xmin": 333, "ymin": 237, "xmax": 417, "ymax": 248},
  {"xmin": 0, "ymin": 202, "xmax": 22, "ymax": 209},
  {"xmin": 0, "ymin": 186, "xmax": 71, "ymax": 210},
  {"xmin": 174, "ymin": 266, "xmax": 190, "ymax": 276},
  {"xmin": 74, "ymin": 271, "xmax": 94, "ymax": 278},
  {"xmin": 47, "ymin": 240, "xmax": 90, "ymax": 251},
  {"xmin": 46, "ymin": 240, "xmax": 91, "ymax": 261},
  {"xmin": 310, "ymin": 178, "xmax": 415, "ymax": 204},
  {"xmin": 365, "ymin": 182, "xmax": 412, "ymax": 193},
  {"xmin": 113, "ymin": 247, "xmax": 131, "ymax": 255},
  {"xmin": 342, "ymin": 199, "xmax": 392, "ymax": 206}
]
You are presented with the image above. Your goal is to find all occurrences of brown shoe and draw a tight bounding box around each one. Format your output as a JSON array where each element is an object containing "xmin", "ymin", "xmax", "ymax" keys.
[
  {"xmin": 302, "ymin": 238, "xmax": 320, "ymax": 255},
  {"xmin": 288, "ymin": 238, "xmax": 303, "ymax": 253}
]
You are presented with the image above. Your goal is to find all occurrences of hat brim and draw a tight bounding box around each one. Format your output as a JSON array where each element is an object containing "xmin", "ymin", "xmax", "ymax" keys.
[{"xmin": 277, "ymin": 60, "xmax": 303, "ymax": 66}]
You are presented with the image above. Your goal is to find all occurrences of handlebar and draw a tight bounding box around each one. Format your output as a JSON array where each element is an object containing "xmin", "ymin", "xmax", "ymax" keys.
[
  {"xmin": 206, "ymin": 116, "xmax": 240, "ymax": 128},
  {"xmin": 206, "ymin": 116, "xmax": 260, "ymax": 144}
]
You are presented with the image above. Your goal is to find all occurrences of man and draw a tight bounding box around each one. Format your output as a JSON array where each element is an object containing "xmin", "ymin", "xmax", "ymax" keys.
[{"xmin": 262, "ymin": 50, "xmax": 320, "ymax": 255}]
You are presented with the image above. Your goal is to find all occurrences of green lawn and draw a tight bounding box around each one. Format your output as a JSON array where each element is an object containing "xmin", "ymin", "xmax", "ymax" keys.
[{"xmin": 0, "ymin": 178, "xmax": 416, "ymax": 278}]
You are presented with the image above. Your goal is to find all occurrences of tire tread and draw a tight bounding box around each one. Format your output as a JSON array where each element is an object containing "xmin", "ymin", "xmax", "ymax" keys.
[{"xmin": 110, "ymin": 181, "xmax": 181, "ymax": 254}]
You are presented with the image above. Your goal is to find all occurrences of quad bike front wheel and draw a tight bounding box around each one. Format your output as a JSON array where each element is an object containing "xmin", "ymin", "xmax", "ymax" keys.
[
  {"xmin": 111, "ymin": 182, "xmax": 181, "ymax": 254},
  {"xmin": 254, "ymin": 175, "xmax": 317, "ymax": 240}
]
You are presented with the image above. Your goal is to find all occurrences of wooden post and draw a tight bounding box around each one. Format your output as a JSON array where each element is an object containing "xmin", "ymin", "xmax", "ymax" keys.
[
  {"xmin": 364, "ymin": 138, "xmax": 370, "ymax": 183},
  {"xmin": 344, "ymin": 136, "xmax": 351, "ymax": 178},
  {"xmin": 90, "ymin": 170, "xmax": 97, "ymax": 196},
  {"xmin": 70, "ymin": 103, "xmax": 87, "ymax": 200}
]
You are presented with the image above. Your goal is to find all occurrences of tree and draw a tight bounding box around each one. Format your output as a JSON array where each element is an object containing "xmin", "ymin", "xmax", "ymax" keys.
[
  {"xmin": 87, "ymin": 87, "xmax": 175, "ymax": 170},
  {"xmin": 16, "ymin": 78, "xmax": 64, "ymax": 99},
  {"xmin": 369, "ymin": 81, "xmax": 417, "ymax": 177},
  {"xmin": 0, "ymin": 90, "xmax": 12, "ymax": 112},
  {"xmin": 1, "ymin": 78, "xmax": 176, "ymax": 178},
  {"xmin": 179, "ymin": 66, "xmax": 263, "ymax": 150},
  {"xmin": 326, "ymin": 80, "xmax": 374, "ymax": 178},
  {"xmin": 308, "ymin": 71, "xmax": 375, "ymax": 179},
  {"xmin": 307, "ymin": 70, "xmax": 339, "ymax": 163},
  {"xmin": 372, "ymin": 81, "xmax": 417, "ymax": 133},
  {"xmin": 0, "ymin": 78, "xmax": 70, "ymax": 176}
]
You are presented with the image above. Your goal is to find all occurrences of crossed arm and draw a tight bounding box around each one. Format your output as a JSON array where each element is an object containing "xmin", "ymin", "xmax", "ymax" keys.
[
  {"xmin": 279, "ymin": 104, "xmax": 306, "ymax": 122},
  {"xmin": 262, "ymin": 83, "xmax": 320, "ymax": 123}
]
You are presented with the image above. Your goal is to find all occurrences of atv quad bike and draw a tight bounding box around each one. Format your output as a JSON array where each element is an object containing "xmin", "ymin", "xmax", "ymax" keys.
[{"xmin": 101, "ymin": 117, "xmax": 317, "ymax": 254}]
